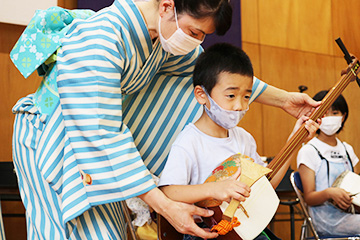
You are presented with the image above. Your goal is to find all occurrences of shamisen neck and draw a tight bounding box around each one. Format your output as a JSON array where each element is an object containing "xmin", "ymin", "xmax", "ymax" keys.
[{"xmin": 266, "ymin": 61, "xmax": 359, "ymax": 180}]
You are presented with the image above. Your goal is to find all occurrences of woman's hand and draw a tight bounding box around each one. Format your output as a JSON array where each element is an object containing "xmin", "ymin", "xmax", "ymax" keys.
[
  {"xmin": 282, "ymin": 92, "xmax": 321, "ymax": 118},
  {"xmin": 327, "ymin": 187, "xmax": 353, "ymax": 210},
  {"xmin": 161, "ymin": 200, "xmax": 219, "ymax": 238},
  {"xmin": 208, "ymin": 167, "xmax": 251, "ymax": 203},
  {"xmin": 255, "ymin": 85, "xmax": 321, "ymax": 119},
  {"xmin": 139, "ymin": 188, "xmax": 219, "ymax": 239}
]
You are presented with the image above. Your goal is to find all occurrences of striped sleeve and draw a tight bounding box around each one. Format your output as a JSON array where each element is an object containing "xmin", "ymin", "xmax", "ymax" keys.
[
  {"xmin": 250, "ymin": 76, "xmax": 268, "ymax": 103},
  {"xmin": 56, "ymin": 13, "xmax": 155, "ymax": 209}
]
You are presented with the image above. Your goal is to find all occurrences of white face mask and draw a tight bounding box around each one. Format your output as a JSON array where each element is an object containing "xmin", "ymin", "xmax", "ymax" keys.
[
  {"xmin": 319, "ymin": 116, "xmax": 343, "ymax": 136},
  {"xmin": 203, "ymin": 87, "xmax": 248, "ymax": 129},
  {"xmin": 158, "ymin": 7, "xmax": 203, "ymax": 56}
]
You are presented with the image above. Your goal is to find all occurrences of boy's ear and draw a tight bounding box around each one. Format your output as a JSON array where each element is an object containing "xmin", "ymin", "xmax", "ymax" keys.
[{"xmin": 194, "ymin": 85, "xmax": 207, "ymax": 105}]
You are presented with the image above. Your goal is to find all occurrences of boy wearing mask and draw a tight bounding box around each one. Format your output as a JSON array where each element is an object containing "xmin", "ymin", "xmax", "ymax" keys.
[{"xmin": 159, "ymin": 43, "xmax": 319, "ymax": 239}]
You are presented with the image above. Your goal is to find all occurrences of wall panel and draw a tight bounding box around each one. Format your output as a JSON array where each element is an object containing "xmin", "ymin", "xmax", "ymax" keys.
[
  {"xmin": 335, "ymin": 57, "xmax": 360, "ymax": 154},
  {"xmin": 240, "ymin": 0, "xmax": 259, "ymax": 44},
  {"xmin": 257, "ymin": 0, "xmax": 333, "ymax": 55},
  {"xmin": 58, "ymin": 0, "xmax": 78, "ymax": 9},
  {"xmin": 260, "ymin": 45, "xmax": 337, "ymax": 166},
  {"xmin": 240, "ymin": 42, "xmax": 264, "ymax": 154},
  {"xmin": 242, "ymin": 1, "xmax": 360, "ymax": 239},
  {"xmin": 332, "ymin": 0, "xmax": 360, "ymax": 57}
]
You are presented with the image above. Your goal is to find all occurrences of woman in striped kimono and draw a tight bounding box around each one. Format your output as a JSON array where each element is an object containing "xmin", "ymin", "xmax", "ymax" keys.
[{"xmin": 10, "ymin": 0, "xmax": 319, "ymax": 239}]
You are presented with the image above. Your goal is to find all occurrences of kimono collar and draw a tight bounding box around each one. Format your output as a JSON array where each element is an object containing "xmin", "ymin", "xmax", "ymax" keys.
[
  {"xmin": 113, "ymin": 0, "xmax": 153, "ymax": 59},
  {"xmin": 10, "ymin": 7, "xmax": 94, "ymax": 78}
]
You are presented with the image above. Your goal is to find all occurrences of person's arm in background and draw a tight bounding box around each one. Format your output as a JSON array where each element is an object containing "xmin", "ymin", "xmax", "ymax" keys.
[
  {"xmin": 269, "ymin": 116, "xmax": 320, "ymax": 188},
  {"xmin": 255, "ymin": 84, "xmax": 321, "ymax": 118},
  {"xmin": 298, "ymin": 164, "xmax": 352, "ymax": 210}
]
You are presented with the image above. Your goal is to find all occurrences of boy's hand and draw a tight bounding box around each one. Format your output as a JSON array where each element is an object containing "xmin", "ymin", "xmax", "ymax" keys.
[
  {"xmin": 210, "ymin": 167, "xmax": 251, "ymax": 203},
  {"xmin": 289, "ymin": 116, "xmax": 321, "ymax": 142}
]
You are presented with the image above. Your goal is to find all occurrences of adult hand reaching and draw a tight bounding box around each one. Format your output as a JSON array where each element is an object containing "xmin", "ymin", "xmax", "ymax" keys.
[
  {"xmin": 139, "ymin": 188, "xmax": 219, "ymax": 239},
  {"xmin": 162, "ymin": 201, "xmax": 219, "ymax": 239},
  {"xmin": 255, "ymin": 85, "xmax": 321, "ymax": 119},
  {"xmin": 281, "ymin": 92, "xmax": 321, "ymax": 118}
]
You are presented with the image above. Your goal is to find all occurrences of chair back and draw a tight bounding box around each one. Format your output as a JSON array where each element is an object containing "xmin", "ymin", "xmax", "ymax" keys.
[{"xmin": 290, "ymin": 171, "xmax": 320, "ymax": 240}]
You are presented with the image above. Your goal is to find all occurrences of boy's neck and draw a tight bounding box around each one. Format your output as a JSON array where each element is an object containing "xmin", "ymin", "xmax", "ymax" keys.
[{"xmin": 194, "ymin": 112, "xmax": 229, "ymax": 138}]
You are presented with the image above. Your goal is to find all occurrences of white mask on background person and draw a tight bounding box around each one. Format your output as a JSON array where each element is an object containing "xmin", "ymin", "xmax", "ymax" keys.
[
  {"xmin": 158, "ymin": 7, "xmax": 203, "ymax": 56},
  {"xmin": 319, "ymin": 116, "xmax": 343, "ymax": 136},
  {"xmin": 202, "ymin": 87, "xmax": 248, "ymax": 129}
]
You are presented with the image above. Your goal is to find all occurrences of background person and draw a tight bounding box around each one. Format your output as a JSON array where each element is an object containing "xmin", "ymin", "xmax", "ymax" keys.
[{"xmin": 297, "ymin": 90, "xmax": 360, "ymax": 236}]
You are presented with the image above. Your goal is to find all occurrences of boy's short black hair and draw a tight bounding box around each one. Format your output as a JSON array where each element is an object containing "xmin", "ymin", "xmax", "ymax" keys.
[
  {"xmin": 193, "ymin": 43, "xmax": 253, "ymax": 95},
  {"xmin": 313, "ymin": 90, "xmax": 349, "ymax": 133}
]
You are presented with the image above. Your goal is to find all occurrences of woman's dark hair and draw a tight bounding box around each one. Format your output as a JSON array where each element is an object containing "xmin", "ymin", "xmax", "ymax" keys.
[
  {"xmin": 174, "ymin": 0, "xmax": 232, "ymax": 36},
  {"xmin": 313, "ymin": 90, "xmax": 349, "ymax": 133},
  {"xmin": 193, "ymin": 43, "xmax": 253, "ymax": 94}
]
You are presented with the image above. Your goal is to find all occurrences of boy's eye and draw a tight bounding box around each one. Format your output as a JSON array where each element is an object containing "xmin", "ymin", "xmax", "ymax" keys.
[
  {"xmin": 227, "ymin": 94, "xmax": 235, "ymax": 98},
  {"xmin": 244, "ymin": 95, "xmax": 250, "ymax": 100}
]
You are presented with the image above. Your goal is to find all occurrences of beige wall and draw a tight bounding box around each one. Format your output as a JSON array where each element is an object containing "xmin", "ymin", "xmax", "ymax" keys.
[{"xmin": 240, "ymin": 0, "xmax": 360, "ymax": 239}]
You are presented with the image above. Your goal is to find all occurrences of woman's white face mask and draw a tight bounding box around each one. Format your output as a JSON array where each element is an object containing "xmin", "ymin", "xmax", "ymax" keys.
[
  {"xmin": 319, "ymin": 116, "xmax": 343, "ymax": 136},
  {"xmin": 158, "ymin": 7, "xmax": 203, "ymax": 56}
]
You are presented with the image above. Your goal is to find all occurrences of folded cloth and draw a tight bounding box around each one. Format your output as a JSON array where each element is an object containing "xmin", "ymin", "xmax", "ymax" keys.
[{"xmin": 10, "ymin": 6, "xmax": 94, "ymax": 78}]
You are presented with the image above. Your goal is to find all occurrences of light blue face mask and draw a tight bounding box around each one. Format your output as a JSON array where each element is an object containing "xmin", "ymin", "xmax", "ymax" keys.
[{"xmin": 202, "ymin": 87, "xmax": 248, "ymax": 129}]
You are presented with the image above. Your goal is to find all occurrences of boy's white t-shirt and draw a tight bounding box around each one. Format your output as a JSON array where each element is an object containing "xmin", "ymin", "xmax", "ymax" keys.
[{"xmin": 158, "ymin": 123, "xmax": 264, "ymax": 187}]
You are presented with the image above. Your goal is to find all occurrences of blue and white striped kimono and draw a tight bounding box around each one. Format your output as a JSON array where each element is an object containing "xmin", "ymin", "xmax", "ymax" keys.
[{"xmin": 11, "ymin": 0, "xmax": 267, "ymax": 239}]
